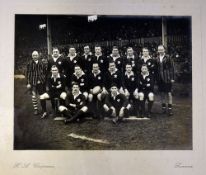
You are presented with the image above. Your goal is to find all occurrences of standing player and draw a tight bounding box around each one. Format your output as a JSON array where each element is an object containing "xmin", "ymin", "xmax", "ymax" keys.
[
  {"xmin": 71, "ymin": 65, "xmax": 89, "ymax": 99},
  {"xmin": 123, "ymin": 63, "xmax": 139, "ymax": 115},
  {"xmin": 123, "ymin": 47, "xmax": 139, "ymax": 73},
  {"xmin": 80, "ymin": 45, "xmax": 93, "ymax": 73},
  {"xmin": 58, "ymin": 83, "xmax": 88, "ymax": 124},
  {"xmin": 47, "ymin": 47, "xmax": 65, "ymax": 75},
  {"xmin": 107, "ymin": 46, "xmax": 123, "ymax": 73},
  {"xmin": 65, "ymin": 47, "xmax": 80, "ymax": 88},
  {"xmin": 103, "ymin": 84, "xmax": 131, "ymax": 124},
  {"xmin": 137, "ymin": 47, "xmax": 157, "ymax": 76},
  {"xmin": 26, "ymin": 51, "xmax": 47, "ymax": 117},
  {"xmin": 156, "ymin": 45, "xmax": 175, "ymax": 116},
  {"xmin": 88, "ymin": 62, "xmax": 104, "ymax": 118},
  {"xmin": 92, "ymin": 46, "xmax": 109, "ymax": 73},
  {"xmin": 138, "ymin": 64, "xmax": 155, "ymax": 118},
  {"xmin": 40, "ymin": 65, "xmax": 67, "ymax": 118}
]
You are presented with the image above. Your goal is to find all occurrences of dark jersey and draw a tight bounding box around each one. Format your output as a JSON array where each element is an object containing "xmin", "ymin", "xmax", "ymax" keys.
[
  {"xmin": 123, "ymin": 72, "xmax": 138, "ymax": 93},
  {"xmin": 47, "ymin": 73, "xmax": 66, "ymax": 93},
  {"xmin": 88, "ymin": 71, "xmax": 104, "ymax": 89},
  {"xmin": 71, "ymin": 73, "xmax": 88, "ymax": 92},
  {"xmin": 137, "ymin": 57, "xmax": 157, "ymax": 76},
  {"xmin": 107, "ymin": 55, "xmax": 124, "ymax": 73},
  {"xmin": 26, "ymin": 60, "xmax": 47, "ymax": 86},
  {"xmin": 104, "ymin": 69, "xmax": 122, "ymax": 90},
  {"xmin": 47, "ymin": 56, "xmax": 66, "ymax": 75},
  {"xmin": 138, "ymin": 73, "xmax": 154, "ymax": 92},
  {"xmin": 123, "ymin": 56, "xmax": 139, "ymax": 73},
  {"xmin": 105, "ymin": 93, "xmax": 128, "ymax": 109},
  {"xmin": 64, "ymin": 55, "xmax": 81, "ymax": 79},
  {"xmin": 66, "ymin": 93, "xmax": 86, "ymax": 110},
  {"xmin": 79, "ymin": 54, "xmax": 93, "ymax": 73},
  {"xmin": 92, "ymin": 55, "xmax": 109, "ymax": 73}
]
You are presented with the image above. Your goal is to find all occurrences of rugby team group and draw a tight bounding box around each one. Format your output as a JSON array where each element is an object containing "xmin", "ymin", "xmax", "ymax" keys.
[{"xmin": 26, "ymin": 45, "xmax": 174, "ymax": 124}]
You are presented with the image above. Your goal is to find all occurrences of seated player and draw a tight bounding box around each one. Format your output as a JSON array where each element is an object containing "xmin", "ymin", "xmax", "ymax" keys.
[
  {"xmin": 88, "ymin": 62, "xmax": 104, "ymax": 118},
  {"xmin": 58, "ymin": 83, "xmax": 88, "ymax": 124},
  {"xmin": 40, "ymin": 65, "xmax": 67, "ymax": 118},
  {"xmin": 71, "ymin": 65, "xmax": 89, "ymax": 99},
  {"xmin": 103, "ymin": 84, "xmax": 131, "ymax": 124},
  {"xmin": 123, "ymin": 63, "xmax": 139, "ymax": 115},
  {"xmin": 138, "ymin": 64, "xmax": 155, "ymax": 118}
]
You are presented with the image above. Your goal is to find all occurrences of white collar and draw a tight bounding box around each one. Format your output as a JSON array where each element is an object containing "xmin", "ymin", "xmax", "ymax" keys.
[
  {"xmin": 51, "ymin": 73, "xmax": 60, "ymax": 78},
  {"xmin": 110, "ymin": 54, "xmax": 120, "ymax": 60},
  {"xmin": 34, "ymin": 60, "xmax": 38, "ymax": 64},
  {"xmin": 68, "ymin": 53, "xmax": 77, "ymax": 59},
  {"xmin": 109, "ymin": 68, "xmax": 118, "ymax": 75},
  {"xmin": 111, "ymin": 92, "xmax": 120, "ymax": 98},
  {"xmin": 92, "ymin": 70, "xmax": 101, "ymax": 75},
  {"xmin": 73, "ymin": 71, "xmax": 85, "ymax": 78},
  {"xmin": 141, "ymin": 72, "xmax": 149, "ymax": 78},
  {"xmin": 95, "ymin": 53, "xmax": 102, "ymax": 57},
  {"xmin": 125, "ymin": 71, "xmax": 134, "ymax": 77},
  {"xmin": 73, "ymin": 92, "xmax": 81, "ymax": 99},
  {"xmin": 52, "ymin": 55, "xmax": 60, "ymax": 61},
  {"xmin": 141, "ymin": 55, "xmax": 151, "ymax": 61},
  {"xmin": 127, "ymin": 55, "xmax": 135, "ymax": 59}
]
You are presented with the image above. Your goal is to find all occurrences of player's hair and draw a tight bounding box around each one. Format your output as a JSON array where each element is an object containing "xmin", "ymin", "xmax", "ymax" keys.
[
  {"xmin": 141, "ymin": 64, "xmax": 148, "ymax": 68},
  {"xmin": 110, "ymin": 83, "xmax": 118, "ymax": 88},
  {"xmin": 84, "ymin": 45, "xmax": 90, "ymax": 49},
  {"xmin": 71, "ymin": 82, "xmax": 79, "ymax": 87},
  {"xmin": 51, "ymin": 65, "xmax": 59, "ymax": 71},
  {"xmin": 125, "ymin": 63, "xmax": 132, "ymax": 67},
  {"xmin": 92, "ymin": 62, "xmax": 99, "ymax": 66},
  {"xmin": 142, "ymin": 47, "xmax": 149, "ymax": 51},
  {"xmin": 112, "ymin": 46, "xmax": 119, "ymax": 50},
  {"xmin": 94, "ymin": 45, "xmax": 101, "ymax": 48},
  {"xmin": 52, "ymin": 47, "xmax": 59, "ymax": 51},
  {"xmin": 158, "ymin": 45, "xmax": 166, "ymax": 50},
  {"xmin": 127, "ymin": 47, "xmax": 133, "ymax": 51},
  {"xmin": 74, "ymin": 64, "xmax": 82, "ymax": 69},
  {"xmin": 109, "ymin": 61, "xmax": 116, "ymax": 65},
  {"xmin": 69, "ymin": 46, "xmax": 76, "ymax": 50}
]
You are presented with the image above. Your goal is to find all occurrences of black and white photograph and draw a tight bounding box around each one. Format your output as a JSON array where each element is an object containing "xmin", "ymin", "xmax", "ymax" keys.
[{"xmin": 14, "ymin": 14, "xmax": 192, "ymax": 150}]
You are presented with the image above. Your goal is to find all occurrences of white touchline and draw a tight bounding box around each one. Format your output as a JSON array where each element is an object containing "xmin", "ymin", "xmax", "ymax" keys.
[{"xmin": 68, "ymin": 133, "xmax": 110, "ymax": 144}]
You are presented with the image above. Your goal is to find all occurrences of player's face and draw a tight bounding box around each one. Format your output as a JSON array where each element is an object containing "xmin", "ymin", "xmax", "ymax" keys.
[
  {"xmin": 158, "ymin": 46, "xmax": 165, "ymax": 55},
  {"xmin": 109, "ymin": 63, "xmax": 116, "ymax": 72},
  {"xmin": 72, "ymin": 85, "xmax": 79, "ymax": 94},
  {"xmin": 51, "ymin": 68, "xmax": 59, "ymax": 76},
  {"xmin": 127, "ymin": 48, "xmax": 134, "ymax": 57},
  {"xmin": 32, "ymin": 51, "xmax": 39, "ymax": 61},
  {"xmin": 143, "ymin": 49, "xmax": 149, "ymax": 57},
  {"xmin": 95, "ymin": 47, "xmax": 101, "ymax": 55},
  {"xmin": 92, "ymin": 64, "xmax": 99, "ymax": 73},
  {"xmin": 69, "ymin": 48, "xmax": 76, "ymax": 56},
  {"xmin": 84, "ymin": 46, "xmax": 90, "ymax": 54},
  {"xmin": 141, "ymin": 66, "xmax": 148, "ymax": 74},
  {"xmin": 111, "ymin": 86, "xmax": 118, "ymax": 96},
  {"xmin": 126, "ymin": 65, "xmax": 132, "ymax": 73},
  {"xmin": 53, "ymin": 49, "xmax": 60, "ymax": 58},
  {"xmin": 112, "ymin": 48, "xmax": 119, "ymax": 56},
  {"xmin": 74, "ymin": 67, "xmax": 82, "ymax": 75}
]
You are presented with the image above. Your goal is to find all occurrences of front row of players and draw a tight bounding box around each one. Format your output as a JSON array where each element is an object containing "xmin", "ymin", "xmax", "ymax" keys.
[{"xmin": 36, "ymin": 63, "xmax": 155, "ymax": 124}]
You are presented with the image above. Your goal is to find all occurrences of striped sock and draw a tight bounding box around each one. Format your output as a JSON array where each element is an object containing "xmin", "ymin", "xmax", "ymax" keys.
[{"xmin": 32, "ymin": 95, "xmax": 38, "ymax": 111}]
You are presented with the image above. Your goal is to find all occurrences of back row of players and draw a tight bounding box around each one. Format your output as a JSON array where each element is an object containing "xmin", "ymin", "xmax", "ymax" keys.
[{"xmin": 26, "ymin": 45, "xmax": 175, "ymax": 124}]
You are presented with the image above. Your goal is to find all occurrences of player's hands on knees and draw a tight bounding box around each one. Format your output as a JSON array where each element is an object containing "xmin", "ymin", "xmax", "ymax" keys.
[
  {"xmin": 171, "ymin": 80, "xmax": 175, "ymax": 83},
  {"xmin": 27, "ymin": 84, "xmax": 31, "ymax": 89},
  {"xmin": 111, "ymin": 106, "xmax": 116, "ymax": 117},
  {"xmin": 119, "ymin": 107, "xmax": 125, "ymax": 117}
]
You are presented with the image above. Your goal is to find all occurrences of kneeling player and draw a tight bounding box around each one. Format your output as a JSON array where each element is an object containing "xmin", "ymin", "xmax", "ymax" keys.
[
  {"xmin": 88, "ymin": 62, "xmax": 104, "ymax": 118},
  {"xmin": 40, "ymin": 65, "xmax": 67, "ymax": 118},
  {"xmin": 138, "ymin": 64, "xmax": 155, "ymax": 118},
  {"xmin": 58, "ymin": 83, "xmax": 88, "ymax": 124},
  {"xmin": 103, "ymin": 84, "xmax": 131, "ymax": 124}
]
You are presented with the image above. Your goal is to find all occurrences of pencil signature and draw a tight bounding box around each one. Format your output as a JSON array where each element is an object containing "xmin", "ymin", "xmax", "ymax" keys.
[
  {"xmin": 13, "ymin": 162, "xmax": 55, "ymax": 169},
  {"xmin": 175, "ymin": 162, "xmax": 193, "ymax": 168}
]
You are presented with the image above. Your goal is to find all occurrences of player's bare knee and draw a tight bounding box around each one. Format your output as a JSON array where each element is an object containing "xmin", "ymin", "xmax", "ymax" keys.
[
  {"xmin": 58, "ymin": 105, "xmax": 67, "ymax": 112},
  {"xmin": 139, "ymin": 92, "xmax": 144, "ymax": 101},
  {"xmin": 148, "ymin": 93, "xmax": 154, "ymax": 101},
  {"xmin": 103, "ymin": 104, "xmax": 109, "ymax": 111},
  {"xmin": 60, "ymin": 92, "xmax": 67, "ymax": 100},
  {"xmin": 81, "ymin": 106, "xmax": 88, "ymax": 112},
  {"xmin": 83, "ymin": 92, "xmax": 88, "ymax": 99},
  {"xmin": 97, "ymin": 93, "xmax": 102, "ymax": 101},
  {"xmin": 40, "ymin": 93, "xmax": 49, "ymax": 100},
  {"xmin": 88, "ymin": 94, "xmax": 93, "ymax": 102}
]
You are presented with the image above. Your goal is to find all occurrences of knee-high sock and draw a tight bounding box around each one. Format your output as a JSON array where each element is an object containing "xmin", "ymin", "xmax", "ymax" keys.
[
  {"xmin": 40, "ymin": 99, "xmax": 46, "ymax": 112},
  {"xmin": 139, "ymin": 100, "xmax": 145, "ymax": 114},
  {"xmin": 32, "ymin": 96, "xmax": 38, "ymax": 111},
  {"xmin": 148, "ymin": 101, "xmax": 153, "ymax": 113}
]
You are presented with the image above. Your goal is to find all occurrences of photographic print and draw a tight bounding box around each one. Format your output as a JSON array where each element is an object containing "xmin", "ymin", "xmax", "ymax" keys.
[{"xmin": 14, "ymin": 15, "xmax": 192, "ymax": 150}]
